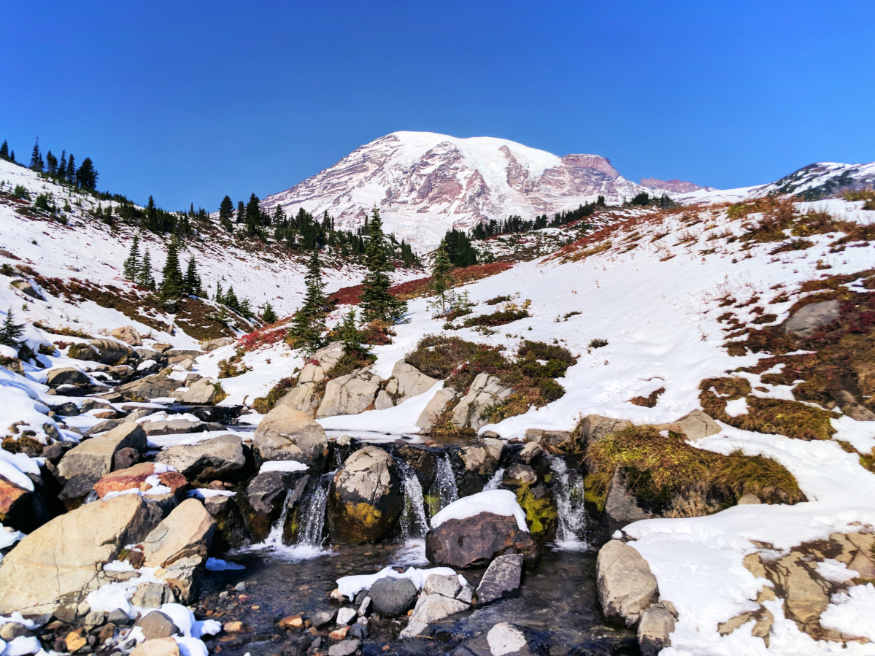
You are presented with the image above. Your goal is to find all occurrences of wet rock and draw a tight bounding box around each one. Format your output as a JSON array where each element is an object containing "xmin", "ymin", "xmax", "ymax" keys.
[
  {"xmin": 392, "ymin": 444, "xmax": 438, "ymax": 489},
  {"xmin": 58, "ymin": 423, "xmax": 148, "ymax": 482},
  {"xmin": 398, "ymin": 621, "xmax": 431, "ymax": 639},
  {"xmin": 58, "ymin": 474, "xmax": 100, "ymax": 511},
  {"xmin": 374, "ymin": 361, "xmax": 438, "ymax": 410},
  {"xmin": 310, "ymin": 609, "xmax": 337, "ymax": 629},
  {"xmin": 89, "ymin": 339, "xmax": 139, "ymax": 366},
  {"xmin": 527, "ymin": 428, "xmax": 576, "ymax": 454},
  {"xmin": 487, "ymin": 622, "xmax": 529, "ymax": 656},
  {"xmin": 785, "ymin": 299, "xmax": 840, "ymax": 337},
  {"xmin": 596, "ymin": 540, "xmax": 658, "ymax": 627},
  {"xmin": 328, "ymin": 446, "xmax": 402, "ymax": 544},
  {"xmin": 504, "ymin": 464, "xmax": 537, "ymax": 486},
  {"xmin": 109, "ymin": 326, "xmax": 142, "ymax": 347},
  {"xmin": 368, "ymin": 578, "xmax": 418, "ymax": 617},
  {"xmin": 176, "ymin": 378, "xmax": 223, "ymax": 405},
  {"xmin": 0, "ymin": 495, "xmax": 162, "ymax": 616},
  {"xmin": 134, "ymin": 612, "xmax": 179, "ymax": 640},
  {"xmin": 253, "ymin": 406, "xmax": 328, "ymax": 470},
  {"xmin": 155, "ymin": 435, "xmax": 245, "ymax": 481},
  {"xmin": 117, "ymin": 374, "xmax": 182, "ymax": 402},
  {"xmin": 141, "ymin": 499, "xmax": 216, "ymax": 603},
  {"xmin": 426, "ymin": 513, "xmax": 537, "ymax": 569},
  {"xmin": 93, "ymin": 463, "xmax": 187, "ymax": 499},
  {"xmin": 451, "ymin": 374, "xmax": 513, "ymax": 431},
  {"xmin": 131, "ymin": 637, "xmax": 181, "ymax": 656},
  {"xmin": 415, "ymin": 387, "xmax": 458, "ymax": 432},
  {"xmin": 604, "ymin": 469, "xmax": 650, "ymax": 525},
  {"xmin": 328, "ymin": 639, "xmax": 360, "ymax": 656},
  {"xmin": 476, "ymin": 554, "xmax": 523, "ymax": 605},
  {"xmin": 47, "ymin": 367, "xmax": 91, "ymax": 388},
  {"xmin": 238, "ymin": 472, "xmax": 308, "ymax": 543},
  {"xmin": 637, "ymin": 605, "xmax": 675, "ymax": 656},
  {"xmin": 316, "ymin": 369, "xmax": 383, "ymax": 418}
]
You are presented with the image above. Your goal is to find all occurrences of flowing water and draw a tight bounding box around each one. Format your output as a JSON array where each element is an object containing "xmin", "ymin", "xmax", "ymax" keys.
[
  {"xmin": 397, "ymin": 461, "xmax": 429, "ymax": 541},
  {"xmin": 549, "ymin": 455, "xmax": 588, "ymax": 548},
  {"xmin": 296, "ymin": 478, "xmax": 329, "ymax": 546},
  {"xmin": 429, "ymin": 453, "xmax": 459, "ymax": 517},
  {"xmin": 483, "ymin": 467, "xmax": 506, "ymax": 491}
]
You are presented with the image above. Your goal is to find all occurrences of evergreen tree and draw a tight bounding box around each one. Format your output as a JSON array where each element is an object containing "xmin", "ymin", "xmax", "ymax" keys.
[
  {"xmin": 8, "ymin": 150, "xmax": 14, "ymax": 163},
  {"xmin": 337, "ymin": 307, "xmax": 368, "ymax": 357},
  {"xmin": 0, "ymin": 140, "xmax": 9, "ymax": 161},
  {"xmin": 359, "ymin": 207, "xmax": 406, "ymax": 323},
  {"xmin": 244, "ymin": 193, "xmax": 261, "ymax": 236},
  {"xmin": 183, "ymin": 256, "xmax": 201, "ymax": 296},
  {"xmin": 58, "ymin": 151, "xmax": 67, "ymax": 181},
  {"xmin": 138, "ymin": 250, "xmax": 156, "ymax": 290},
  {"xmin": 45, "ymin": 151, "xmax": 58, "ymax": 176},
  {"xmin": 123, "ymin": 234, "xmax": 141, "ymax": 280},
  {"xmin": 236, "ymin": 201, "xmax": 245, "ymax": 224},
  {"xmin": 30, "ymin": 138, "xmax": 43, "ymax": 172},
  {"xmin": 160, "ymin": 239, "xmax": 185, "ymax": 299},
  {"xmin": 66, "ymin": 154, "xmax": 76, "ymax": 185},
  {"xmin": 290, "ymin": 248, "xmax": 327, "ymax": 350},
  {"xmin": 218, "ymin": 195, "xmax": 234, "ymax": 231},
  {"xmin": 430, "ymin": 240, "xmax": 454, "ymax": 314},
  {"xmin": 224, "ymin": 286, "xmax": 240, "ymax": 312},
  {"xmin": 215, "ymin": 280, "xmax": 223, "ymax": 303},
  {"xmin": 77, "ymin": 158, "xmax": 98, "ymax": 190},
  {"xmin": 262, "ymin": 303, "xmax": 277, "ymax": 324},
  {"xmin": 0, "ymin": 309, "xmax": 25, "ymax": 348}
]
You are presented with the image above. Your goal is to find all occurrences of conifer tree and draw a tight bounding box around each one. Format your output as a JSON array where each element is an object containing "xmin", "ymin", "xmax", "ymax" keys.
[
  {"xmin": 9, "ymin": 150, "xmax": 15, "ymax": 163},
  {"xmin": 58, "ymin": 151, "xmax": 67, "ymax": 181},
  {"xmin": 183, "ymin": 257, "xmax": 201, "ymax": 296},
  {"xmin": 45, "ymin": 151, "xmax": 58, "ymax": 176},
  {"xmin": 66, "ymin": 154, "xmax": 76, "ymax": 185},
  {"xmin": 224, "ymin": 286, "xmax": 239, "ymax": 312},
  {"xmin": 0, "ymin": 140, "xmax": 8, "ymax": 161},
  {"xmin": 0, "ymin": 309, "xmax": 25, "ymax": 348},
  {"xmin": 236, "ymin": 201, "xmax": 245, "ymax": 224},
  {"xmin": 160, "ymin": 239, "xmax": 185, "ymax": 299},
  {"xmin": 215, "ymin": 280, "xmax": 223, "ymax": 303},
  {"xmin": 337, "ymin": 307, "xmax": 368, "ymax": 357},
  {"xmin": 30, "ymin": 138, "xmax": 43, "ymax": 173},
  {"xmin": 138, "ymin": 250, "xmax": 156, "ymax": 290},
  {"xmin": 290, "ymin": 248, "xmax": 327, "ymax": 350},
  {"xmin": 430, "ymin": 240, "xmax": 454, "ymax": 314},
  {"xmin": 123, "ymin": 234, "xmax": 141, "ymax": 280},
  {"xmin": 359, "ymin": 207, "xmax": 406, "ymax": 323},
  {"xmin": 262, "ymin": 302, "xmax": 277, "ymax": 324},
  {"xmin": 77, "ymin": 158, "xmax": 98, "ymax": 190},
  {"xmin": 218, "ymin": 195, "xmax": 234, "ymax": 231},
  {"xmin": 245, "ymin": 194, "xmax": 261, "ymax": 236}
]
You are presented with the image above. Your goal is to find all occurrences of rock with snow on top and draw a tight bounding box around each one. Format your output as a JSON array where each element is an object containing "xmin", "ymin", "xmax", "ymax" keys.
[
  {"xmin": 58, "ymin": 422, "xmax": 148, "ymax": 481},
  {"xmin": 596, "ymin": 540, "xmax": 658, "ymax": 627},
  {"xmin": 155, "ymin": 435, "xmax": 245, "ymax": 481},
  {"xmin": 253, "ymin": 405, "xmax": 328, "ymax": 470}
]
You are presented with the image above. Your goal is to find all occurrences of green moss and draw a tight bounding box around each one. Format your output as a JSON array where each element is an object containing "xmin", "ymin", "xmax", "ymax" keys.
[{"xmin": 514, "ymin": 484, "xmax": 558, "ymax": 540}]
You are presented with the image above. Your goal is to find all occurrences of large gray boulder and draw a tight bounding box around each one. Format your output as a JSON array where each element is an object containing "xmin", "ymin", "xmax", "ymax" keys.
[
  {"xmin": 109, "ymin": 326, "xmax": 143, "ymax": 346},
  {"xmin": 176, "ymin": 378, "xmax": 223, "ymax": 405},
  {"xmin": 276, "ymin": 382, "xmax": 321, "ymax": 416},
  {"xmin": 375, "ymin": 361, "xmax": 439, "ymax": 410},
  {"xmin": 596, "ymin": 540, "xmax": 659, "ymax": 627},
  {"xmin": 58, "ymin": 422, "xmax": 148, "ymax": 481},
  {"xmin": 451, "ymin": 373, "xmax": 513, "ymax": 431},
  {"xmin": 415, "ymin": 387, "xmax": 458, "ymax": 432},
  {"xmin": 0, "ymin": 495, "xmax": 162, "ymax": 616},
  {"xmin": 425, "ymin": 512, "xmax": 537, "ymax": 569},
  {"xmin": 46, "ymin": 367, "xmax": 91, "ymax": 388},
  {"xmin": 328, "ymin": 446, "xmax": 402, "ymax": 544},
  {"xmin": 316, "ymin": 368, "xmax": 383, "ymax": 418},
  {"xmin": 117, "ymin": 373, "xmax": 183, "ymax": 401},
  {"xmin": 784, "ymin": 299, "xmax": 841, "ymax": 337},
  {"xmin": 155, "ymin": 435, "xmax": 245, "ymax": 481},
  {"xmin": 368, "ymin": 578, "xmax": 419, "ymax": 617},
  {"xmin": 89, "ymin": 338, "xmax": 138, "ymax": 365},
  {"xmin": 475, "ymin": 554, "xmax": 523, "ymax": 605},
  {"xmin": 253, "ymin": 405, "xmax": 328, "ymax": 469}
]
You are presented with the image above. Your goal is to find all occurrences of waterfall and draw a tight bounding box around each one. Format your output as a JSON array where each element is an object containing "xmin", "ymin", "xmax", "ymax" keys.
[
  {"xmin": 398, "ymin": 461, "xmax": 429, "ymax": 541},
  {"xmin": 297, "ymin": 478, "xmax": 329, "ymax": 546},
  {"xmin": 483, "ymin": 467, "xmax": 506, "ymax": 491},
  {"xmin": 548, "ymin": 455, "xmax": 588, "ymax": 548},
  {"xmin": 262, "ymin": 487, "xmax": 295, "ymax": 550},
  {"xmin": 429, "ymin": 454, "xmax": 459, "ymax": 517}
]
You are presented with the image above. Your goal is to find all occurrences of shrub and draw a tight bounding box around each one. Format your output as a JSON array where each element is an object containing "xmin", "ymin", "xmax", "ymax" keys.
[
  {"xmin": 217, "ymin": 350, "xmax": 250, "ymax": 378},
  {"xmin": 629, "ymin": 386, "xmax": 665, "ymax": 407},
  {"xmin": 485, "ymin": 294, "xmax": 512, "ymax": 305},
  {"xmin": 253, "ymin": 376, "xmax": 296, "ymax": 414},
  {"xmin": 12, "ymin": 186, "xmax": 29, "ymax": 200},
  {"xmin": 588, "ymin": 338, "xmax": 608, "ymax": 350},
  {"xmin": 462, "ymin": 300, "xmax": 531, "ymax": 328}
]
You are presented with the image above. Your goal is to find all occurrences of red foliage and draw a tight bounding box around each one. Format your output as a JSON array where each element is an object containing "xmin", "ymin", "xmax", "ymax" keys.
[{"xmin": 238, "ymin": 326, "xmax": 288, "ymax": 352}]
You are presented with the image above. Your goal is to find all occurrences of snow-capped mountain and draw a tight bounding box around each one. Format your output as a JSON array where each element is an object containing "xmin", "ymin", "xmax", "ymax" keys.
[{"xmin": 263, "ymin": 131, "xmax": 690, "ymax": 251}]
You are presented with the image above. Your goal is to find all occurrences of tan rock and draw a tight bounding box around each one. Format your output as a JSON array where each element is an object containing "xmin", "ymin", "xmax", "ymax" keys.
[
  {"xmin": 329, "ymin": 626, "xmax": 349, "ymax": 640},
  {"xmin": 58, "ymin": 422, "xmax": 148, "ymax": 481},
  {"xmin": 451, "ymin": 373, "xmax": 513, "ymax": 431},
  {"xmin": 65, "ymin": 629, "xmax": 87, "ymax": 652},
  {"xmin": 130, "ymin": 637, "xmax": 181, "ymax": 656},
  {"xmin": 223, "ymin": 621, "xmax": 250, "ymax": 633},
  {"xmin": 109, "ymin": 326, "xmax": 143, "ymax": 346},
  {"xmin": 375, "ymin": 361, "xmax": 439, "ymax": 410},
  {"xmin": 596, "ymin": 540, "xmax": 658, "ymax": 627},
  {"xmin": 278, "ymin": 614, "xmax": 304, "ymax": 629},
  {"xmin": 656, "ymin": 409, "xmax": 721, "ymax": 441},
  {"xmin": 94, "ymin": 463, "xmax": 187, "ymax": 498},
  {"xmin": 253, "ymin": 405, "xmax": 328, "ymax": 469},
  {"xmin": 415, "ymin": 387, "xmax": 457, "ymax": 432},
  {"xmin": 317, "ymin": 369, "xmax": 383, "ymax": 418},
  {"xmin": 276, "ymin": 382, "xmax": 321, "ymax": 416}
]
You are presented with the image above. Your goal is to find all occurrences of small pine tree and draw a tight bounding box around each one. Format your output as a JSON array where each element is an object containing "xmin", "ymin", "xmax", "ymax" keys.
[
  {"xmin": 224, "ymin": 286, "xmax": 240, "ymax": 312},
  {"xmin": 29, "ymin": 138, "xmax": 43, "ymax": 173},
  {"xmin": 66, "ymin": 154, "xmax": 76, "ymax": 185},
  {"xmin": 0, "ymin": 140, "xmax": 8, "ymax": 161},
  {"xmin": 359, "ymin": 207, "xmax": 406, "ymax": 323},
  {"xmin": 183, "ymin": 257, "xmax": 200, "ymax": 296},
  {"xmin": 262, "ymin": 302, "xmax": 277, "ymax": 324},
  {"xmin": 215, "ymin": 280, "xmax": 223, "ymax": 303},
  {"xmin": 138, "ymin": 250, "xmax": 156, "ymax": 290},
  {"xmin": 337, "ymin": 307, "xmax": 368, "ymax": 357},
  {"xmin": 430, "ymin": 240, "xmax": 454, "ymax": 314},
  {"xmin": 290, "ymin": 248, "xmax": 327, "ymax": 350},
  {"xmin": 123, "ymin": 234, "xmax": 141, "ymax": 281},
  {"xmin": 160, "ymin": 239, "xmax": 185, "ymax": 299},
  {"xmin": 58, "ymin": 151, "xmax": 67, "ymax": 181},
  {"xmin": 218, "ymin": 195, "xmax": 234, "ymax": 231},
  {"xmin": 0, "ymin": 309, "xmax": 25, "ymax": 348}
]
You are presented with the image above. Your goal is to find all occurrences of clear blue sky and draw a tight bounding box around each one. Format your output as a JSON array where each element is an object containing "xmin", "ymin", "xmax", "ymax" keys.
[{"xmin": 1, "ymin": 1, "xmax": 872, "ymax": 210}]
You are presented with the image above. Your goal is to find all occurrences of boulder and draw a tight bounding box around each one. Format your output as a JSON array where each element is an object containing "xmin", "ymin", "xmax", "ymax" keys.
[
  {"xmin": 579, "ymin": 415, "xmax": 632, "ymax": 446},
  {"xmin": 785, "ymin": 299, "xmax": 841, "ymax": 337},
  {"xmin": 89, "ymin": 339, "xmax": 138, "ymax": 366},
  {"xmin": 368, "ymin": 578, "xmax": 419, "ymax": 617},
  {"xmin": 527, "ymin": 428, "xmax": 576, "ymax": 454},
  {"xmin": 46, "ymin": 367, "xmax": 90, "ymax": 388},
  {"xmin": 131, "ymin": 638, "xmax": 181, "ymax": 656},
  {"xmin": 313, "ymin": 342, "xmax": 345, "ymax": 369},
  {"xmin": 176, "ymin": 378, "xmax": 223, "ymax": 405},
  {"xmin": 68, "ymin": 343, "xmax": 100, "ymax": 362},
  {"xmin": 238, "ymin": 472, "xmax": 308, "ymax": 543},
  {"xmin": 93, "ymin": 463, "xmax": 187, "ymax": 499},
  {"xmin": 58, "ymin": 474, "xmax": 100, "ymax": 511},
  {"xmin": 596, "ymin": 540, "xmax": 658, "ymax": 627},
  {"xmin": 392, "ymin": 444, "xmax": 438, "ymax": 489},
  {"xmin": 9, "ymin": 279, "xmax": 40, "ymax": 299},
  {"xmin": 133, "ymin": 612, "xmax": 179, "ymax": 640},
  {"xmin": 58, "ymin": 423, "xmax": 148, "ymax": 481},
  {"xmin": 487, "ymin": 622, "xmax": 530, "ymax": 656},
  {"xmin": 415, "ymin": 388, "xmax": 458, "ymax": 432},
  {"xmin": 131, "ymin": 582, "xmax": 176, "ymax": 609},
  {"xmin": 201, "ymin": 337, "xmax": 235, "ymax": 352},
  {"xmin": 374, "ymin": 361, "xmax": 439, "ymax": 410},
  {"xmin": 109, "ymin": 326, "xmax": 142, "ymax": 346},
  {"xmin": 475, "ymin": 554, "xmax": 523, "ymax": 605},
  {"xmin": 117, "ymin": 374, "xmax": 182, "ymax": 401},
  {"xmin": 316, "ymin": 369, "xmax": 383, "ymax": 418},
  {"xmin": 425, "ymin": 512, "xmax": 537, "ymax": 569},
  {"xmin": 298, "ymin": 362, "xmax": 325, "ymax": 384},
  {"xmin": 276, "ymin": 382, "xmax": 321, "ymax": 416},
  {"xmin": 637, "ymin": 605, "xmax": 676, "ymax": 656},
  {"xmin": 328, "ymin": 446, "xmax": 402, "ymax": 544},
  {"xmin": 155, "ymin": 435, "xmax": 245, "ymax": 481},
  {"xmin": 604, "ymin": 469, "xmax": 651, "ymax": 525},
  {"xmin": 0, "ymin": 495, "xmax": 162, "ymax": 616},
  {"xmin": 407, "ymin": 574, "xmax": 474, "ymax": 626},
  {"xmin": 141, "ymin": 419, "xmax": 208, "ymax": 436},
  {"xmin": 451, "ymin": 373, "xmax": 513, "ymax": 431},
  {"xmin": 0, "ymin": 474, "xmax": 47, "ymax": 533},
  {"xmin": 141, "ymin": 499, "xmax": 216, "ymax": 603},
  {"xmin": 459, "ymin": 439, "xmax": 504, "ymax": 476},
  {"xmin": 253, "ymin": 405, "xmax": 328, "ymax": 470},
  {"xmin": 656, "ymin": 409, "xmax": 721, "ymax": 441}
]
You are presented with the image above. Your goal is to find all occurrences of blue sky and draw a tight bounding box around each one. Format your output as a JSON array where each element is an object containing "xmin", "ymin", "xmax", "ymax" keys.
[{"xmin": 1, "ymin": 1, "xmax": 872, "ymax": 210}]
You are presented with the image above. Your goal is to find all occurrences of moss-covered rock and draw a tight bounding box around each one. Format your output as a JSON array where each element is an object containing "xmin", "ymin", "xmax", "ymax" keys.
[{"xmin": 514, "ymin": 483, "xmax": 558, "ymax": 541}]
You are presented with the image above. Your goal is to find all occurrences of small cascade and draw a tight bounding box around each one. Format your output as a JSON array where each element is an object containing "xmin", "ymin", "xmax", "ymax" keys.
[
  {"xmin": 398, "ymin": 461, "xmax": 429, "ymax": 541},
  {"xmin": 334, "ymin": 448, "xmax": 343, "ymax": 469},
  {"xmin": 297, "ymin": 478, "xmax": 330, "ymax": 546},
  {"xmin": 429, "ymin": 454, "xmax": 459, "ymax": 517},
  {"xmin": 262, "ymin": 487, "xmax": 295, "ymax": 550},
  {"xmin": 548, "ymin": 455, "xmax": 588, "ymax": 547},
  {"xmin": 83, "ymin": 490, "xmax": 99, "ymax": 504},
  {"xmin": 483, "ymin": 467, "xmax": 506, "ymax": 491}
]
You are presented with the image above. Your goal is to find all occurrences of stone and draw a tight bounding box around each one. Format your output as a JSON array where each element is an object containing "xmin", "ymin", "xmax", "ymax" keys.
[
  {"xmin": 130, "ymin": 637, "xmax": 181, "ymax": 656},
  {"xmin": 459, "ymin": 441, "xmax": 503, "ymax": 476},
  {"xmin": 0, "ymin": 495, "xmax": 162, "ymax": 616},
  {"xmin": 65, "ymin": 629, "xmax": 88, "ymax": 652},
  {"xmin": 89, "ymin": 339, "xmax": 138, "ymax": 366},
  {"xmin": 504, "ymin": 464, "xmax": 537, "ymax": 486},
  {"xmin": 310, "ymin": 609, "xmax": 337, "ymax": 628},
  {"xmin": 368, "ymin": 578, "xmax": 418, "ymax": 617},
  {"xmin": 222, "ymin": 621, "xmax": 249, "ymax": 633},
  {"xmin": 328, "ymin": 446, "xmax": 402, "ymax": 544},
  {"xmin": 596, "ymin": 540, "xmax": 659, "ymax": 627},
  {"xmin": 399, "ymin": 621, "xmax": 431, "ymax": 639},
  {"xmin": 133, "ymin": 611, "xmax": 179, "ymax": 640},
  {"xmin": 239, "ymin": 471, "xmax": 308, "ymax": 542},
  {"xmin": 201, "ymin": 337, "xmax": 235, "ymax": 352},
  {"xmin": 637, "ymin": 606, "xmax": 675, "ymax": 656},
  {"xmin": 0, "ymin": 622, "xmax": 30, "ymax": 641},
  {"xmin": 84, "ymin": 419, "xmax": 123, "ymax": 437},
  {"xmin": 785, "ymin": 299, "xmax": 841, "ymax": 337},
  {"xmin": 424, "ymin": 574, "xmax": 462, "ymax": 598},
  {"xmin": 67, "ymin": 343, "xmax": 99, "ymax": 362},
  {"xmin": 476, "ymin": 554, "xmax": 523, "ymax": 605},
  {"xmin": 487, "ymin": 622, "xmax": 528, "ymax": 656},
  {"xmin": 336, "ymin": 607, "xmax": 357, "ymax": 625},
  {"xmin": 58, "ymin": 423, "xmax": 148, "ymax": 482},
  {"xmin": 141, "ymin": 499, "xmax": 216, "ymax": 603},
  {"xmin": 528, "ymin": 429, "xmax": 576, "ymax": 454},
  {"xmin": 656, "ymin": 409, "xmax": 721, "ymax": 441},
  {"xmin": 276, "ymin": 382, "xmax": 321, "ymax": 416},
  {"xmin": 328, "ymin": 626, "xmax": 349, "ymax": 640},
  {"xmin": 46, "ymin": 367, "xmax": 91, "ymax": 388},
  {"xmin": 278, "ymin": 614, "xmax": 304, "ymax": 630},
  {"xmin": 58, "ymin": 474, "xmax": 100, "ymax": 511},
  {"xmin": 328, "ymin": 639, "xmax": 360, "ymax": 656},
  {"xmin": 0, "ymin": 474, "xmax": 38, "ymax": 532},
  {"xmin": 578, "ymin": 415, "xmax": 632, "ymax": 446},
  {"xmin": 765, "ymin": 552, "xmax": 830, "ymax": 627},
  {"xmin": 604, "ymin": 469, "xmax": 650, "ymax": 525},
  {"xmin": 298, "ymin": 362, "xmax": 326, "ymax": 384},
  {"xmin": 177, "ymin": 378, "xmax": 223, "ymax": 405},
  {"xmin": 518, "ymin": 441, "xmax": 543, "ymax": 464},
  {"xmin": 109, "ymin": 326, "xmax": 143, "ymax": 346},
  {"xmin": 409, "ymin": 594, "xmax": 469, "ymax": 624},
  {"xmin": 317, "ymin": 369, "xmax": 383, "ymax": 418},
  {"xmin": 451, "ymin": 373, "xmax": 513, "ymax": 431},
  {"xmin": 718, "ymin": 607, "xmax": 773, "ymax": 643},
  {"xmin": 141, "ymin": 419, "xmax": 207, "ymax": 436},
  {"xmin": 357, "ymin": 596, "xmax": 371, "ymax": 616},
  {"xmin": 313, "ymin": 342, "xmax": 346, "ymax": 369},
  {"xmin": 155, "ymin": 435, "xmax": 245, "ymax": 481},
  {"xmin": 253, "ymin": 405, "xmax": 328, "ymax": 470},
  {"xmin": 425, "ymin": 512, "xmax": 538, "ymax": 569},
  {"xmin": 113, "ymin": 447, "xmax": 142, "ymax": 471},
  {"xmin": 415, "ymin": 387, "xmax": 458, "ymax": 432},
  {"xmin": 94, "ymin": 463, "xmax": 187, "ymax": 499},
  {"xmin": 10, "ymin": 279, "xmax": 40, "ymax": 299},
  {"xmin": 130, "ymin": 582, "xmax": 175, "ymax": 609},
  {"xmin": 375, "ymin": 361, "xmax": 439, "ymax": 410},
  {"xmin": 737, "ymin": 493, "xmax": 761, "ymax": 505},
  {"xmin": 117, "ymin": 374, "xmax": 182, "ymax": 402}
]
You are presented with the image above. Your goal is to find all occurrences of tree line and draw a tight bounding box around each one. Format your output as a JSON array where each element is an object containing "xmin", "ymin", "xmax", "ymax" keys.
[{"xmin": 1, "ymin": 137, "xmax": 98, "ymax": 191}]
